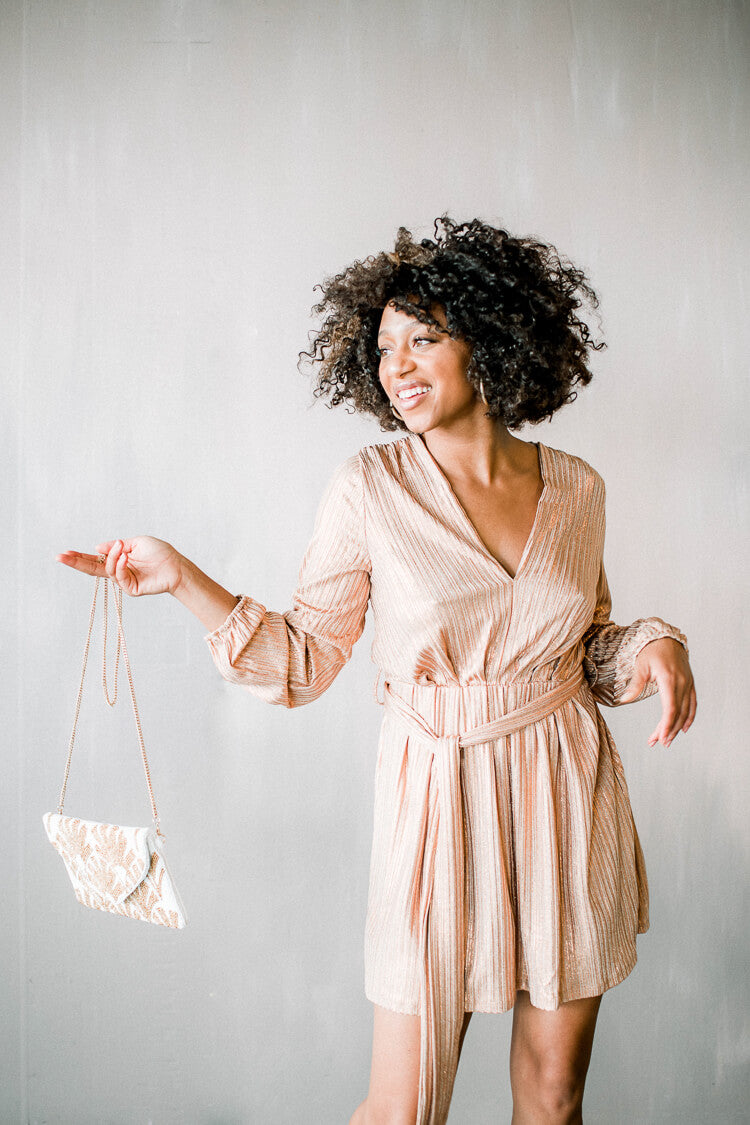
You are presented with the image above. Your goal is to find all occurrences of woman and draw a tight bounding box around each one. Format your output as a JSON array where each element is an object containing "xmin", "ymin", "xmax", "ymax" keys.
[{"xmin": 58, "ymin": 217, "xmax": 696, "ymax": 1124}]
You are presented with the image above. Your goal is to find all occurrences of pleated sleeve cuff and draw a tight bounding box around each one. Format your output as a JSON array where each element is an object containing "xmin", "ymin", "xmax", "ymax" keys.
[
  {"xmin": 204, "ymin": 595, "xmax": 268, "ymax": 681},
  {"xmin": 583, "ymin": 616, "xmax": 689, "ymax": 706}
]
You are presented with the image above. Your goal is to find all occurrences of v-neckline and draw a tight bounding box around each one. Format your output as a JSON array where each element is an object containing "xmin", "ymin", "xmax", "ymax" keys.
[{"xmin": 408, "ymin": 432, "xmax": 551, "ymax": 583}]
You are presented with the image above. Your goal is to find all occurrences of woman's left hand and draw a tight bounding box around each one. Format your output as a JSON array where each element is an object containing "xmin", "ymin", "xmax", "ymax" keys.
[{"xmin": 620, "ymin": 637, "xmax": 697, "ymax": 747}]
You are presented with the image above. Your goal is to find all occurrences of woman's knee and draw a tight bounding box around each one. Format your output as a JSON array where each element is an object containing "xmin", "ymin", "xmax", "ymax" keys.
[
  {"xmin": 528, "ymin": 1055, "xmax": 588, "ymax": 1117},
  {"xmin": 509, "ymin": 992, "xmax": 601, "ymax": 1121}
]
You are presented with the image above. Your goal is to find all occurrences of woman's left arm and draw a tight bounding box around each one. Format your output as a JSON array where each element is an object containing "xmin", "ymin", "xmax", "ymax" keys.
[{"xmin": 582, "ymin": 563, "xmax": 696, "ymax": 746}]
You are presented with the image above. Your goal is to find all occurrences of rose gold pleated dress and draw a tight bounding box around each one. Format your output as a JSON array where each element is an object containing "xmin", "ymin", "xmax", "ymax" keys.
[{"xmin": 205, "ymin": 433, "xmax": 688, "ymax": 1125}]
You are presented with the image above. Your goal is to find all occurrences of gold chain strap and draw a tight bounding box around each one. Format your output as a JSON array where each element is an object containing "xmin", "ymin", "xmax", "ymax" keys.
[
  {"xmin": 101, "ymin": 579, "xmax": 122, "ymax": 706},
  {"xmin": 57, "ymin": 577, "xmax": 163, "ymax": 837}
]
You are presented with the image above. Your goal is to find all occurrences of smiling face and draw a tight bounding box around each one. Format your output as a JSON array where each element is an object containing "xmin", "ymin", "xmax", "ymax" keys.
[{"xmin": 377, "ymin": 303, "xmax": 478, "ymax": 435}]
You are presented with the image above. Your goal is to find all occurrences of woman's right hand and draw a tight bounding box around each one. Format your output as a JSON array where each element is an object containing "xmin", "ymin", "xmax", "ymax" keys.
[{"xmin": 57, "ymin": 537, "xmax": 184, "ymax": 598}]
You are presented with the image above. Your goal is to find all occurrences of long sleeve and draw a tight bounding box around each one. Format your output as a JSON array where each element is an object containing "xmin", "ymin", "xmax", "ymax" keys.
[
  {"xmin": 204, "ymin": 454, "xmax": 371, "ymax": 708},
  {"xmin": 582, "ymin": 562, "xmax": 689, "ymax": 707}
]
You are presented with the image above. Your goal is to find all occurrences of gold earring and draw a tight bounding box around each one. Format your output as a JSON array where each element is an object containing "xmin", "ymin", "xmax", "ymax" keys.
[
  {"xmin": 391, "ymin": 402, "xmax": 404, "ymax": 422},
  {"xmin": 478, "ymin": 378, "xmax": 488, "ymax": 406}
]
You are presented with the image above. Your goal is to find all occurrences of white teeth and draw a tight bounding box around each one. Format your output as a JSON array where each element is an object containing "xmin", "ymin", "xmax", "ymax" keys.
[{"xmin": 398, "ymin": 386, "xmax": 430, "ymax": 400}]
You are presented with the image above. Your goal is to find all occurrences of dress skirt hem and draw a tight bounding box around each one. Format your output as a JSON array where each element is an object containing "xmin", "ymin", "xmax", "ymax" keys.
[{"xmin": 365, "ymin": 938, "xmax": 641, "ymax": 1016}]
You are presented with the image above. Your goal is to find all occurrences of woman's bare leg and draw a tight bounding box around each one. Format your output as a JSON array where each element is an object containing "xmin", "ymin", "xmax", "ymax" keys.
[
  {"xmin": 349, "ymin": 1004, "xmax": 473, "ymax": 1125},
  {"xmin": 509, "ymin": 990, "xmax": 602, "ymax": 1124}
]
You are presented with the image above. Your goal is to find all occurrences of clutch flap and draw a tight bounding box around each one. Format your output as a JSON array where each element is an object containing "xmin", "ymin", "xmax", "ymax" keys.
[{"xmin": 43, "ymin": 813, "xmax": 154, "ymax": 907}]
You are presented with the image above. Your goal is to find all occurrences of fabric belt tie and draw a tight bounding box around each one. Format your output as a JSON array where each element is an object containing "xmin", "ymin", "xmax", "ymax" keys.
[{"xmin": 381, "ymin": 667, "xmax": 585, "ymax": 1125}]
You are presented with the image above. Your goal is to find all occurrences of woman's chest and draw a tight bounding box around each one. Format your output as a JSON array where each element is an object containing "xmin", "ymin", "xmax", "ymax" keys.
[
  {"xmin": 365, "ymin": 474, "xmax": 601, "ymax": 612},
  {"xmin": 359, "ymin": 442, "xmax": 606, "ymax": 668},
  {"xmin": 445, "ymin": 474, "xmax": 545, "ymax": 581},
  {"xmin": 365, "ymin": 486, "xmax": 602, "ymax": 673}
]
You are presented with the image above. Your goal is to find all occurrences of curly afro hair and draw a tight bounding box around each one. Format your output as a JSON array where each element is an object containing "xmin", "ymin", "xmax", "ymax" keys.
[{"xmin": 300, "ymin": 216, "xmax": 604, "ymax": 432}]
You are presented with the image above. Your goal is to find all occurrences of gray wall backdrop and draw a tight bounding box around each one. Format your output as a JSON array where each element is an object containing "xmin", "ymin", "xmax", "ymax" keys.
[{"xmin": 3, "ymin": 1, "xmax": 748, "ymax": 1122}]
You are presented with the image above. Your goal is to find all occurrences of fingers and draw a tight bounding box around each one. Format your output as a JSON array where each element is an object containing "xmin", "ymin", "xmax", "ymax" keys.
[
  {"xmin": 115, "ymin": 542, "xmax": 134, "ymax": 591},
  {"xmin": 102, "ymin": 539, "xmax": 135, "ymax": 594},
  {"xmin": 57, "ymin": 541, "xmax": 134, "ymax": 593},
  {"xmin": 648, "ymin": 673, "xmax": 696, "ymax": 749},
  {"xmin": 56, "ymin": 550, "xmax": 107, "ymax": 576},
  {"xmin": 58, "ymin": 536, "xmax": 151, "ymax": 603},
  {"xmin": 57, "ymin": 540, "xmax": 129, "ymax": 576},
  {"xmin": 682, "ymin": 684, "xmax": 698, "ymax": 733},
  {"xmin": 105, "ymin": 540, "xmax": 122, "ymax": 579}
]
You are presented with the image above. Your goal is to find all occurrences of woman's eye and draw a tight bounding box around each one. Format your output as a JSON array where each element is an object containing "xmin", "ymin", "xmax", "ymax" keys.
[{"xmin": 377, "ymin": 335, "xmax": 436, "ymax": 359}]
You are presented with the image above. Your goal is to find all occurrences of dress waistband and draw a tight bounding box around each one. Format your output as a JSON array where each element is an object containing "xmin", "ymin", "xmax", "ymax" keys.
[{"xmin": 382, "ymin": 667, "xmax": 585, "ymax": 749}]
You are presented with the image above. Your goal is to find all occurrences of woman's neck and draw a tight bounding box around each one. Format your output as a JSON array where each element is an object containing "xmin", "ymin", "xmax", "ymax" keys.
[{"xmin": 419, "ymin": 417, "xmax": 531, "ymax": 487}]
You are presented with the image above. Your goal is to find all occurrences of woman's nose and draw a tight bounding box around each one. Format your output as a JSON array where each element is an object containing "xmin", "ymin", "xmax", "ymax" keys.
[{"xmin": 386, "ymin": 347, "xmax": 416, "ymax": 377}]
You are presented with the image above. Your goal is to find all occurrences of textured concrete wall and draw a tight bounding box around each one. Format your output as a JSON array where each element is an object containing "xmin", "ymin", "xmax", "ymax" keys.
[{"xmin": 3, "ymin": 1, "xmax": 748, "ymax": 1121}]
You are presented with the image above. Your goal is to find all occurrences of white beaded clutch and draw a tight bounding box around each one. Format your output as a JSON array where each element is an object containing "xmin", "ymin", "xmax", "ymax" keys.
[
  {"xmin": 44, "ymin": 577, "xmax": 186, "ymax": 929},
  {"xmin": 43, "ymin": 813, "xmax": 186, "ymax": 928}
]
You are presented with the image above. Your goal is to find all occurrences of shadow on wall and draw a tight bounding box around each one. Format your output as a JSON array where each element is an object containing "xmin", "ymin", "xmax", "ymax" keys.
[{"xmin": 620, "ymin": 777, "xmax": 750, "ymax": 1125}]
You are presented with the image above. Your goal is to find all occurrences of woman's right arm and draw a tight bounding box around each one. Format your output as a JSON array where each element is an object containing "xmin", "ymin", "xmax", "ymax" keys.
[
  {"xmin": 203, "ymin": 454, "xmax": 371, "ymax": 707},
  {"xmin": 57, "ymin": 537, "xmax": 239, "ymax": 633},
  {"xmin": 57, "ymin": 453, "xmax": 372, "ymax": 708}
]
